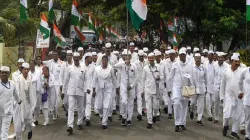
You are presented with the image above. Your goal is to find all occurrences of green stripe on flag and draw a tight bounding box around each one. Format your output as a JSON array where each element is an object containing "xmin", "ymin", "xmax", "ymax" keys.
[
  {"xmin": 20, "ymin": 4, "xmax": 27, "ymax": 23},
  {"xmin": 40, "ymin": 26, "xmax": 50, "ymax": 39},
  {"xmin": 126, "ymin": 0, "xmax": 144, "ymax": 31},
  {"xmin": 247, "ymin": 5, "xmax": 250, "ymax": 21}
]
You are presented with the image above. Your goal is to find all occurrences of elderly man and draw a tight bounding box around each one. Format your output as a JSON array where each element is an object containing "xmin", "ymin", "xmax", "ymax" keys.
[
  {"xmin": 63, "ymin": 52, "xmax": 90, "ymax": 134},
  {"xmin": 220, "ymin": 54, "xmax": 243, "ymax": 139},
  {"xmin": 0, "ymin": 66, "xmax": 21, "ymax": 140},
  {"xmin": 168, "ymin": 48, "xmax": 192, "ymax": 132}
]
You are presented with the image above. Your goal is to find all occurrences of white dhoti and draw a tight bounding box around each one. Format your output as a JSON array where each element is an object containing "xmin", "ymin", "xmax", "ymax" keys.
[{"xmin": 173, "ymin": 98, "xmax": 188, "ymax": 125}]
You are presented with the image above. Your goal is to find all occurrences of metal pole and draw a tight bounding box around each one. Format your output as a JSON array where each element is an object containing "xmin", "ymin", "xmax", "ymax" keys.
[
  {"xmin": 246, "ymin": 21, "xmax": 248, "ymax": 49},
  {"xmin": 126, "ymin": 0, "xmax": 129, "ymax": 95}
]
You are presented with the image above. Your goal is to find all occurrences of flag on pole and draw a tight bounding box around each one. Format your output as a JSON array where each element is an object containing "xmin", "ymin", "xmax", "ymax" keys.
[
  {"xmin": 99, "ymin": 33, "xmax": 103, "ymax": 43},
  {"xmin": 105, "ymin": 26, "xmax": 109, "ymax": 37},
  {"xmin": 126, "ymin": 0, "xmax": 147, "ymax": 31},
  {"xmin": 71, "ymin": 0, "xmax": 80, "ymax": 26},
  {"xmin": 88, "ymin": 13, "xmax": 95, "ymax": 30},
  {"xmin": 48, "ymin": 0, "xmax": 55, "ymax": 23},
  {"xmin": 20, "ymin": 0, "xmax": 28, "ymax": 23},
  {"xmin": 247, "ymin": 0, "xmax": 250, "ymax": 21},
  {"xmin": 74, "ymin": 26, "xmax": 85, "ymax": 46},
  {"xmin": 39, "ymin": 14, "xmax": 50, "ymax": 39},
  {"xmin": 53, "ymin": 23, "xmax": 67, "ymax": 46}
]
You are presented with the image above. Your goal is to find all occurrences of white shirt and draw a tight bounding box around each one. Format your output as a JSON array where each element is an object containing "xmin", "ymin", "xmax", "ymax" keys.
[
  {"xmin": 190, "ymin": 64, "xmax": 207, "ymax": 94},
  {"xmin": 45, "ymin": 59, "xmax": 63, "ymax": 85},
  {"xmin": 134, "ymin": 60, "xmax": 148, "ymax": 83},
  {"xmin": 204, "ymin": 61, "xmax": 215, "ymax": 93},
  {"xmin": 239, "ymin": 67, "xmax": 250, "ymax": 106},
  {"xmin": 131, "ymin": 52, "xmax": 138, "ymax": 63},
  {"xmin": 214, "ymin": 62, "xmax": 229, "ymax": 90},
  {"xmin": 12, "ymin": 70, "xmax": 22, "ymax": 82},
  {"xmin": 59, "ymin": 61, "xmax": 73, "ymax": 86}
]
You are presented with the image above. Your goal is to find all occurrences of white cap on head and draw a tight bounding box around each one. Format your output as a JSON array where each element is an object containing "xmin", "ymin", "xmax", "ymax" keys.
[
  {"xmin": 148, "ymin": 53, "xmax": 154, "ymax": 57},
  {"xmin": 208, "ymin": 50, "xmax": 214, "ymax": 54},
  {"xmin": 143, "ymin": 47, "xmax": 148, "ymax": 52},
  {"xmin": 135, "ymin": 47, "xmax": 138, "ymax": 51},
  {"xmin": 48, "ymin": 51, "xmax": 53, "ymax": 55},
  {"xmin": 233, "ymin": 52, "xmax": 240, "ymax": 57},
  {"xmin": 167, "ymin": 46, "xmax": 171, "ymax": 50},
  {"xmin": 123, "ymin": 51, "xmax": 131, "ymax": 55},
  {"xmin": 169, "ymin": 49, "xmax": 175, "ymax": 54},
  {"xmin": 154, "ymin": 51, "xmax": 162, "ymax": 56},
  {"xmin": 193, "ymin": 47, "xmax": 199, "ymax": 52},
  {"xmin": 203, "ymin": 49, "xmax": 208, "ymax": 53},
  {"xmin": 165, "ymin": 50, "xmax": 169, "ymax": 55},
  {"xmin": 217, "ymin": 52, "xmax": 224, "ymax": 57},
  {"xmin": 187, "ymin": 46, "xmax": 191, "ymax": 50},
  {"xmin": 153, "ymin": 49, "xmax": 159, "ymax": 54},
  {"xmin": 22, "ymin": 63, "xmax": 30, "ymax": 69},
  {"xmin": 113, "ymin": 44, "xmax": 116, "ymax": 47},
  {"xmin": 138, "ymin": 50, "xmax": 144, "ymax": 56},
  {"xmin": 129, "ymin": 42, "xmax": 135, "ymax": 46},
  {"xmin": 105, "ymin": 43, "xmax": 112, "ymax": 48},
  {"xmin": 113, "ymin": 51, "xmax": 119, "ymax": 55},
  {"xmin": 73, "ymin": 52, "xmax": 80, "ymax": 57},
  {"xmin": 144, "ymin": 53, "xmax": 147, "ymax": 56},
  {"xmin": 179, "ymin": 48, "xmax": 186, "ymax": 54},
  {"xmin": 17, "ymin": 58, "xmax": 25, "ymax": 63},
  {"xmin": 78, "ymin": 47, "xmax": 84, "ymax": 51},
  {"xmin": 231, "ymin": 54, "xmax": 239, "ymax": 61},
  {"xmin": 0, "ymin": 66, "xmax": 10, "ymax": 72},
  {"xmin": 84, "ymin": 52, "xmax": 92, "ymax": 58},
  {"xmin": 66, "ymin": 50, "xmax": 73, "ymax": 54},
  {"xmin": 194, "ymin": 53, "xmax": 201, "ymax": 57},
  {"xmin": 92, "ymin": 52, "xmax": 97, "ymax": 56}
]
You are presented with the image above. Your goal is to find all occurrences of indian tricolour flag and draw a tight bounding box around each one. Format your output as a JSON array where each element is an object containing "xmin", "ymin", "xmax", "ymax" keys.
[
  {"xmin": 126, "ymin": 0, "xmax": 147, "ymax": 31},
  {"xmin": 173, "ymin": 33, "xmax": 178, "ymax": 50},
  {"xmin": 40, "ymin": 14, "xmax": 50, "ymax": 39},
  {"xmin": 71, "ymin": 0, "xmax": 80, "ymax": 26},
  {"xmin": 247, "ymin": 0, "xmax": 250, "ymax": 21},
  {"xmin": 20, "ymin": 0, "xmax": 28, "ymax": 23},
  {"xmin": 53, "ymin": 23, "xmax": 67, "ymax": 46},
  {"xmin": 74, "ymin": 26, "xmax": 85, "ymax": 47},
  {"xmin": 48, "ymin": 0, "xmax": 55, "ymax": 23},
  {"xmin": 88, "ymin": 13, "xmax": 95, "ymax": 30}
]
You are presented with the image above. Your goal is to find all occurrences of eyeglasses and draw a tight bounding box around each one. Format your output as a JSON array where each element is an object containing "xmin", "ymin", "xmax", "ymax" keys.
[{"xmin": 1, "ymin": 72, "xmax": 9, "ymax": 74}]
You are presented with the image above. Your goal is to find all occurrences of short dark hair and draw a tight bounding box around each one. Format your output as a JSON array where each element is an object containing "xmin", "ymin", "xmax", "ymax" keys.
[
  {"xmin": 42, "ymin": 66, "xmax": 49, "ymax": 72},
  {"xmin": 53, "ymin": 49, "xmax": 58, "ymax": 54},
  {"xmin": 102, "ymin": 55, "xmax": 108, "ymax": 60},
  {"xmin": 36, "ymin": 56, "xmax": 41, "ymax": 60}
]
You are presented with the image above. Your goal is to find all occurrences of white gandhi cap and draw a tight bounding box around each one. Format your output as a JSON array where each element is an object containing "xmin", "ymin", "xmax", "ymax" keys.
[
  {"xmin": 0, "ymin": 66, "xmax": 10, "ymax": 72},
  {"xmin": 22, "ymin": 63, "xmax": 30, "ymax": 69},
  {"xmin": 231, "ymin": 54, "xmax": 239, "ymax": 61},
  {"xmin": 105, "ymin": 43, "xmax": 112, "ymax": 48},
  {"xmin": 66, "ymin": 50, "xmax": 73, "ymax": 54},
  {"xmin": 138, "ymin": 50, "xmax": 144, "ymax": 56},
  {"xmin": 17, "ymin": 58, "xmax": 25, "ymax": 63}
]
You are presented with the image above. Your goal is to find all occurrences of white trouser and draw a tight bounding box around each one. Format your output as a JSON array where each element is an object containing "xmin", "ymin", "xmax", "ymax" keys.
[
  {"xmin": 109, "ymin": 88, "xmax": 116, "ymax": 117},
  {"xmin": 33, "ymin": 93, "xmax": 41, "ymax": 122},
  {"xmin": 96, "ymin": 87, "xmax": 112, "ymax": 126},
  {"xmin": 120, "ymin": 87, "xmax": 135, "ymax": 121},
  {"xmin": 173, "ymin": 99, "xmax": 188, "ymax": 126},
  {"xmin": 13, "ymin": 104, "xmax": 22, "ymax": 140},
  {"xmin": 85, "ymin": 92, "xmax": 92, "ymax": 120},
  {"xmin": 167, "ymin": 94, "xmax": 173, "ymax": 114},
  {"xmin": 145, "ymin": 93, "xmax": 159, "ymax": 124},
  {"xmin": 67, "ymin": 95, "xmax": 84, "ymax": 128},
  {"xmin": 223, "ymin": 117, "xmax": 240, "ymax": 133},
  {"xmin": 160, "ymin": 88, "xmax": 168, "ymax": 106},
  {"xmin": 191, "ymin": 94, "xmax": 205, "ymax": 121},
  {"xmin": 136, "ymin": 82, "xmax": 143, "ymax": 115},
  {"xmin": 54, "ymin": 85, "xmax": 60, "ymax": 117},
  {"xmin": 63, "ymin": 94, "xmax": 69, "ymax": 111},
  {"xmin": 0, "ymin": 114, "xmax": 12, "ymax": 140},
  {"xmin": 244, "ymin": 105, "xmax": 250, "ymax": 139},
  {"xmin": 206, "ymin": 92, "xmax": 215, "ymax": 118},
  {"xmin": 214, "ymin": 90, "xmax": 220, "ymax": 121}
]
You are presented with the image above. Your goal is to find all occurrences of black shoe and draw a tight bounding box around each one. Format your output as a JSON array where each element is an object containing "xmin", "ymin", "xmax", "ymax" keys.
[
  {"xmin": 147, "ymin": 123, "xmax": 152, "ymax": 129},
  {"xmin": 190, "ymin": 112, "xmax": 194, "ymax": 120},
  {"xmin": 245, "ymin": 138, "xmax": 250, "ymax": 140},
  {"xmin": 127, "ymin": 121, "xmax": 131, "ymax": 126},
  {"xmin": 118, "ymin": 115, "xmax": 122, "ymax": 120},
  {"xmin": 214, "ymin": 120, "xmax": 218, "ymax": 124},
  {"xmin": 156, "ymin": 116, "xmax": 160, "ymax": 121},
  {"xmin": 28, "ymin": 131, "xmax": 32, "ymax": 140},
  {"xmin": 197, "ymin": 121, "xmax": 203, "ymax": 126},
  {"xmin": 137, "ymin": 114, "xmax": 142, "ymax": 121},
  {"xmin": 231, "ymin": 132, "xmax": 240, "ymax": 139},
  {"xmin": 175, "ymin": 125, "xmax": 181, "ymax": 132},
  {"xmin": 180, "ymin": 125, "xmax": 186, "ymax": 130},
  {"xmin": 102, "ymin": 125, "xmax": 107, "ymax": 129},
  {"xmin": 153, "ymin": 117, "xmax": 157, "ymax": 123},
  {"xmin": 34, "ymin": 121, "xmax": 38, "ymax": 126},
  {"xmin": 66, "ymin": 112, "xmax": 68, "ymax": 117},
  {"xmin": 95, "ymin": 113, "xmax": 99, "ymax": 116},
  {"xmin": 100, "ymin": 117, "xmax": 103, "ymax": 121},
  {"xmin": 112, "ymin": 110, "xmax": 117, "ymax": 115},
  {"xmin": 108, "ymin": 117, "xmax": 112, "ymax": 122},
  {"xmin": 116, "ymin": 105, "xmax": 119, "ymax": 111},
  {"xmin": 208, "ymin": 117, "xmax": 212, "ymax": 121},
  {"xmin": 240, "ymin": 129, "xmax": 246, "ymax": 135},
  {"xmin": 121, "ymin": 119, "xmax": 126, "ymax": 126},
  {"xmin": 168, "ymin": 114, "xmax": 173, "ymax": 119},
  {"xmin": 142, "ymin": 110, "xmax": 146, "ymax": 116},
  {"xmin": 85, "ymin": 119, "xmax": 91, "ymax": 126},
  {"xmin": 78, "ymin": 125, "xmax": 83, "ymax": 130},
  {"xmin": 222, "ymin": 125, "xmax": 229, "ymax": 136},
  {"xmin": 67, "ymin": 127, "xmax": 73, "ymax": 134},
  {"xmin": 164, "ymin": 107, "xmax": 168, "ymax": 114}
]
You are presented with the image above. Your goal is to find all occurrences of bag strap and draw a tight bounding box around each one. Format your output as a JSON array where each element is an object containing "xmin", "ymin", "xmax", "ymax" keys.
[{"xmin": 177, "ymin": 62, "xmax": 194, "ymax": 86}]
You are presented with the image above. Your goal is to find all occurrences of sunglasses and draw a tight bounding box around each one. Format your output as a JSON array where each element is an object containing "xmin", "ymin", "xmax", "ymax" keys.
[{"xmin": 1, "ymin": 72, "xmax": 9, "ymax": 74}]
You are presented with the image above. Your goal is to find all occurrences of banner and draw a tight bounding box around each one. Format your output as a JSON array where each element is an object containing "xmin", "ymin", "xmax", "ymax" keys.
[{"xmin": 36, "ymin": 29, "xmax": 50, "ymax": 48}]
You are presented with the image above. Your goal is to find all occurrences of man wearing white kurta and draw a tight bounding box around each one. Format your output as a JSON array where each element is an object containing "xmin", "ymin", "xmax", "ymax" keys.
[
  {"xmin": 63, "ymin": 52, "xmax": 90, "ymax": 134},
  {"xmin": 114, "ymin": 52, "xmax": 138, "ymax": 126},
  {"xmin": 45, "ymin": 50, "xmax": 63, "ymax": 119},
  {"xmin": 190, "ymin": 53, "xmax": 207, "ymax": 125},
  {"xmin": 0, "ymin": 66, "xmax": 21, "ymax": 140},
  {"xmin": 168, "ymin": 48, "xmax": 191, "ymax": 132},
  {"xmin": 203, "ymin": 51, "xmax": 216, "ymax": 122},
  {"xmin": 220, "ymin": 55, "xmax": 243, "ymax": 139},
  {"xmin": 239, "ymin": 67, "xmax": 250, "ymax": 140},
  {"xmin": 142, "ymin": 53, "xmax": 161, "ymax": 129},
  {"xmin": 213, "ymin": 52, "xmax": 229, "ymax": 123},
  {"xmin": 129, "ymin": 42, "xmax": 138, "ymax": 63},
  {"xmin": 134, "ymin": 50, "xmax": 147, "ymax": 120}
]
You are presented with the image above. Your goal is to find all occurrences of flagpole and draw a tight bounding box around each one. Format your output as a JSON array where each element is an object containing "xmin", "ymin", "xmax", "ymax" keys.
[
  {"xmin": 246, "ymin": 20, "xmax": 248, "ymax": 49},
  {"xmin": 126, "ymin": 0, "xmax": 129, "ymax": 95}
]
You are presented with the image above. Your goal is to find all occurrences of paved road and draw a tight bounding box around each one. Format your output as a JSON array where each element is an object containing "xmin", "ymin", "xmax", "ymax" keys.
[{"xmin": 8, "ymin": 107, "xmax": 239, "ymax": 140}]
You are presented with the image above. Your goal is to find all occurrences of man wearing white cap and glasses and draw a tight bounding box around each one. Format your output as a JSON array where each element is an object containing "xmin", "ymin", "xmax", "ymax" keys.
[
  {"xmin": 168, "ymin": 48, "xmax": 192, "ymax": 132},
  {"xmin": 12, "ymin": 58, "xmax": 25, "ymax": 82},
  {"xmin": 0, "ymin": 66, "xmax": 21, "ymax": 140},
  {"xmin": 134, "ymin": 50, "xmax": 148, "ymax": 120},
  {"xmin": 220, "ymin": 54, "xmax": 243, "ymax": 139},
  {"xmin": 15, "ymin": 63, "xmax": 36, "ymax": 140},
  {"xmin": 91, "ymin": 52, "xmax": 98, "ymax": 66},
  {"xmin": 63, "ymin": 52, "xmax": 90, "ymax": 134},
  {"xmin": 129, "ymin": 42, "xmax": 138, "ymax": 63},
  {"xmin": 213, "ymin": 52, "xmax": 229, "ymax": 124}
]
